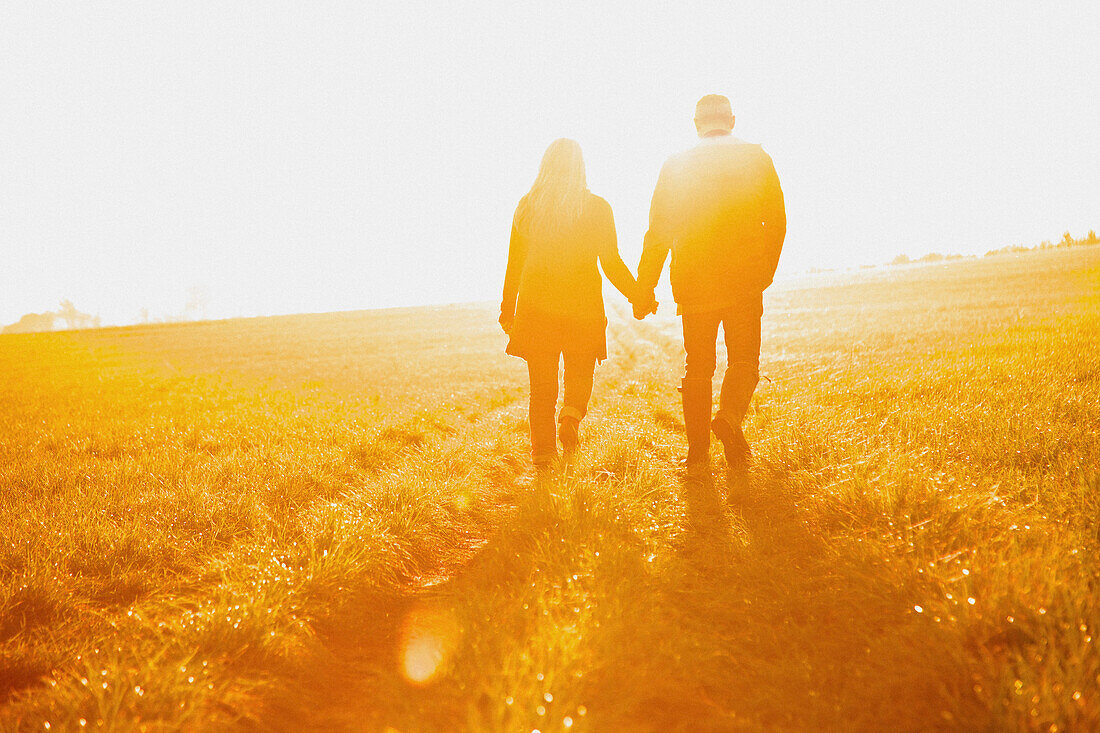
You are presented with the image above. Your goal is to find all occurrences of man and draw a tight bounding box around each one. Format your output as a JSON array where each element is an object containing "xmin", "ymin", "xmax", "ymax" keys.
[{"xmin": 634, "ymin": 94, "xmax": 786, "ymax": 483}]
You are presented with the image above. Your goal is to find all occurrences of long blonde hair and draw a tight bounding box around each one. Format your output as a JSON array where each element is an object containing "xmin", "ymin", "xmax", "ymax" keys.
[{"xmin": 520, "ymin": 138, "xmax": 588, "ymax": 238}]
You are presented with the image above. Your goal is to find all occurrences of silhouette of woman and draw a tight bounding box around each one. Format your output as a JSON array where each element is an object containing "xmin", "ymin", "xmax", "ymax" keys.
[{"xmin": 500, "ymin": 139, "xmax": 639, "ymax": 472}]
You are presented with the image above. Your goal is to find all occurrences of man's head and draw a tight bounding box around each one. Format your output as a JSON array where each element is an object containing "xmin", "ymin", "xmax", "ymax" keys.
[{"xmin": 694, "ymin": 94, "xmax": 735, "ymax": 137}]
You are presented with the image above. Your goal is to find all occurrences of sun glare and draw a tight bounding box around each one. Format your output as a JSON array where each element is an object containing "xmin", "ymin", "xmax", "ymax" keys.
[
  {"xmin": 1, "ymin": 2, "xmax": 1098, "ymax": 731},
  {"xmin": 398, "ymin": 606, "xmax": 460, "ymax": 686}
]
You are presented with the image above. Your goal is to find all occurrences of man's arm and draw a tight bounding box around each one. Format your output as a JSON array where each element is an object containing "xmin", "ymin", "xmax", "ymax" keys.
[
  {"xmin": 500, "ymin": 209, "xmax": 527, "ymax": 332},
  {"xmin": 635, "ymin": 161, "xmax": 675, "ymax": 314},
  {"xmin": 637, "ymin": 229, "xmax": 670, "ymax": 292},
  {"xmin": 756, "ymin": 152, "xmax": 786, "ymax": 290}
]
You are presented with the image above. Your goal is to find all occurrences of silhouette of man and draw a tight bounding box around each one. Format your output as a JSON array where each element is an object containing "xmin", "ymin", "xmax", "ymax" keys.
[{"xmin": 635, "ymin": 94, "xmax": 786, "ymax": 482}]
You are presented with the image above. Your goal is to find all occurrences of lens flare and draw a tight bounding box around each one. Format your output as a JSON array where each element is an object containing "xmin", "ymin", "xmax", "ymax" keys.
[{"xmin": 398, "ymin": 606, "xmax": 460, "ymax": 686}]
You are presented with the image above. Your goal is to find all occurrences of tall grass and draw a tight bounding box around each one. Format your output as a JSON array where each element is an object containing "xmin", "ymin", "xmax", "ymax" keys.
[{"xmin": 1, "ymin": 248, "xmax": 1097, "ymax": 730}]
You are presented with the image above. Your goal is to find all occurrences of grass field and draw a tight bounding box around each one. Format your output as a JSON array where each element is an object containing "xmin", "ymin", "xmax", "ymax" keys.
[{"xmin": 1, "ymin": 246, "xmax": 1098, "ymax": 731}]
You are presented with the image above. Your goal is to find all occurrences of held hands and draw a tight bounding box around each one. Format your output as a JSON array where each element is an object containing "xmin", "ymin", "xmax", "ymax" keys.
[{"xmin": 632, "ymin": 290, "xmax": 658, "ymax": 320}]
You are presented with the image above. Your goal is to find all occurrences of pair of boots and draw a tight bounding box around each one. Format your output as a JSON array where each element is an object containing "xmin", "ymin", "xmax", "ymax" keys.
[
  {"xmin": 532, "ymin": 412, "xmax": 581, "ymax": 471},
  {"xmin": 680, "ymin": 376, "xmax": 753, "ymax": 480}
]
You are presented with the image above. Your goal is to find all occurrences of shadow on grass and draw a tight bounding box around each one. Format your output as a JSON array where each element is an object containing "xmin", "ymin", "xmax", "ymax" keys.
[
  {"xmin": 255, "ymin": 486, "xmax": 552, "ymax": 732},
  {"xmin": 577, "ymin": 471, "xmax": 982, "ymax": 731},
  {"xmin": 257, "ymin": 467, "xmax": 982, "ymax": 732}
]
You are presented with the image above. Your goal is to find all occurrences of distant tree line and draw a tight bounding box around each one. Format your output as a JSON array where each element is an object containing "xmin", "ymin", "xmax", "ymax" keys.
[
  {"xmin": 889, "ymin": 252, "xmax": 968, "ymax": 266},
  {"xmin": 889, "ymin": 228, "xmax": 1098, "ymax": 267},
  {"xmin": 3, "ymin": 286, "xmax": 212, "ymax": 335},
  {"xmin": 2, "ymin": 299, "xmax": 101, "ymax": 335},
  {"xmin": 983, "ymin": 229, "xmax": 1099, "ymax": 257}
]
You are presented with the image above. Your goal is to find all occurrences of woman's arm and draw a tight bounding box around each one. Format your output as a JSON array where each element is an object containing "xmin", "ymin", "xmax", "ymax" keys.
[
  {"xmin": 596, "ymin": 204, "xmax": 639, "ymax": 303},
  {"xmin": 500, "ymin": 208, "xmax": 527, "ymax": 332},
  {"xmin": 599, "ymin": 249, "xmax": 639, "ymax": 305}
]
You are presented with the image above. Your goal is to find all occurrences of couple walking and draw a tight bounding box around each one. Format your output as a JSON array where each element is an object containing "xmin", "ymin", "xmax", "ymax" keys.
[{"xmin": 500, "ymin": 94, "xmax": 786, "ymax": 487}]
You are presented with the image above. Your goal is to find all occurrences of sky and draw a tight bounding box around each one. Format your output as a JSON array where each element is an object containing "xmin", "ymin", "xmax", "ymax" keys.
[{"xmin": 2, "ymin": 1, "xmax": 1098, "ymax": 326}]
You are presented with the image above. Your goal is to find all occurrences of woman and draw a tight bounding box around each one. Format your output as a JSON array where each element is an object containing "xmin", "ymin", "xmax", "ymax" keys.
[{"xmin": 499, "ymin": 138, "xmax": 639, "ymax": 471}]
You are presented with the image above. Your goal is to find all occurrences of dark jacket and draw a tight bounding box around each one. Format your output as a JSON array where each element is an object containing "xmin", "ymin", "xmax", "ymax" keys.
[
  {"xmin": 638, "ymin": 136, "xmax": 786, "ymax": 315},
  {"xmin": 501, "ymin": 192, "xmax": 635, "ymax": 361}
]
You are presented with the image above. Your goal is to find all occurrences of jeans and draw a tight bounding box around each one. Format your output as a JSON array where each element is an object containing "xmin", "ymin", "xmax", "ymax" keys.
[
  {"xmin": 526, "ymin": 350, "xmax": 596, "ymax": 464},
  {"xmin": 682, "ymin": 307, "xmax": 761, "ymax": 425}
]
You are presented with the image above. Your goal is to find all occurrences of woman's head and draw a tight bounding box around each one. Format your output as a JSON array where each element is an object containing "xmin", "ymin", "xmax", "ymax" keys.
[
  {"xmin": 522, "ymin": 138, "xmax": 588, "ymax": 238},
  {"xmin": 535, "ymin": 138, "xmax": 586, "ymax": 188}
]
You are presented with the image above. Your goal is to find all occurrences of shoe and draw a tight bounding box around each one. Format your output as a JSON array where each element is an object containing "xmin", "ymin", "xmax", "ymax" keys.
[
  {"xmin": 683, "ymin": 459, "xmax": 711, "ymax": 483},
  {"xmin": 681, "ymin": 378, "xmax": 713, "ymax": 479},
  {"xmin": 533, "ymin": 460, "xmax": 556, "ymax": 481},
  {"xmin": 558, "ymin": 416, "xmax": 579, "ymax": 456},
  {"xmin": 712, "ymin": 415, "xmax": 751, "ymax": 470}
]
